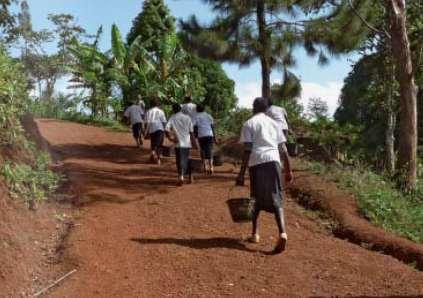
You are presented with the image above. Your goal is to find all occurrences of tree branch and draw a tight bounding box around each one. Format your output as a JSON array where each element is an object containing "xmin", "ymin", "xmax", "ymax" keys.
[{"xmin": 348, "ymin": 0, "xmax": 391, "ymax": 39}]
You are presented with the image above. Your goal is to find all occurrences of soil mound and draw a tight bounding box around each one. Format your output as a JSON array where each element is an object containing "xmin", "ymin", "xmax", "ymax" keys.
[{"xmin": 0, "ymin": 115, "xmax": 69, "ymax": 296}]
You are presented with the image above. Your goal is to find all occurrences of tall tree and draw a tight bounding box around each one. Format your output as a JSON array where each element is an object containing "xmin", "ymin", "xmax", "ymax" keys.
[
  {"xmin": 48, "ymin": 13, "xmax": 87, "ymax": 67},
  {"xmin": 0, "ymin": 0, "xmax": 17, "ymax": 40},
  {"xmin": 189, "ymin": 56, "xmax": 237, "ymax": 118},
  {"xmin": 180, "ymin": 1, "xmax": 334, "ymax": 98},
  {"xmin": 126, "ymin": 0, "xmax": 175, "ymax": 51},
  {"xmin": 385, "ymin": 0, "xmax": 418, "ymax": 190},
  {"xmin": 321, "ymin": 0, "xmax": 420, "ymax": 188}
]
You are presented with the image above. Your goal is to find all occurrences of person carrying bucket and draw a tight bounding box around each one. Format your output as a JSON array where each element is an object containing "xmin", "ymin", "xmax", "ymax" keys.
[
  {"xmin": 194, "ymin": 104, "xmax": 217, "ymax": 175},
  {"xmin": 236, "ymin": 97, "xmax": 293, "ymax": 254},
  {"xmin": 124, "ymin": 99, "xmax": 145, "ymax": 148},
  {"xmin": 165, "ymin": 103, "xmax": 198, "ymax": 186},
  {"xmin": 144, "ymin": 98, "xmax": 167, "ymax": 165}
]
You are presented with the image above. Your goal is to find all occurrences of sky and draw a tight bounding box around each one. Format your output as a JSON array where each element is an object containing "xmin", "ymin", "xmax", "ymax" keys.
[{"xmin": 18, "ymin": 0, "xmax": 358, "ymax": 115}]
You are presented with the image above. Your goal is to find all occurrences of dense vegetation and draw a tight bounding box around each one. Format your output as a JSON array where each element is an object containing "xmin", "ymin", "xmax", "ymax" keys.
[{"xmin": 0, "ymin": 0, "xmax": 421, "ymax": 241}]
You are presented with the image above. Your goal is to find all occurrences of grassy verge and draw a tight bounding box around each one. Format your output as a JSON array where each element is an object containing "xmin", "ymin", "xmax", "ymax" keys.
[
  {"xmin": 58, "ymin": 113, "xmax": 128, "ymax": 132},
  {"xmin": 304, "ymin": 160, "xmax": 423, "ymax": 243},
  {"xmin": 1, "ymin": 142, "xmax": 62, "ymax": 209}
]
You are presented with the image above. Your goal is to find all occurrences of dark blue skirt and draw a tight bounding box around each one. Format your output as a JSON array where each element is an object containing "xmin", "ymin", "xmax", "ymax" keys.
[{"xmin": 249, "ymin": 161, "xmax": 283, "ymax": 213}]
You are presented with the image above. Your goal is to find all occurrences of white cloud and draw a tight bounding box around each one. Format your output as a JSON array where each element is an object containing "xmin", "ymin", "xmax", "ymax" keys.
[
  {"xmin": 235, "ymin": 80, "xmax": 343, "ymax": 116},
  {"xmin": 235, "ymin": 81, "xmax": 261, "ymax": 108},
  {"xmin": 300, "ymin": 81, "xmax": 343, "ymax": 117}
]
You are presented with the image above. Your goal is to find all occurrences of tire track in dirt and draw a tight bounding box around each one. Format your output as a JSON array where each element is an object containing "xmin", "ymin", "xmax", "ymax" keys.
[{"xmin": 36, "ymin": 119, "xmax": 423, "ymax": 298}]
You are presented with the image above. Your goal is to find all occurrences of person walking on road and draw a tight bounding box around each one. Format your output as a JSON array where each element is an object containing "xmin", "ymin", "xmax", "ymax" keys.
[
  {"xmin": 236, "ymin": 97, "xmax": 293, "ymax": 254},
  {"xmin": 266, "ymin": 99, "xmax": 289, "ymax": 138},
  {"xmin": 124, "ymin": 99, "xmax": 145, "ymax": 148},
  {"xmin": 165, "ymin": 103, "xmax": 197, "ymax": 186},
  {"xmin": 145, "ymin": 98, "xmax": 167, "ymax": 165},
  {"xmin": 194, "ymin": 104, "xmax": 217, "ymax": 175},
  {"xmin": 181, "ymin": 96, "xmax": 197, "ymax": 123}
]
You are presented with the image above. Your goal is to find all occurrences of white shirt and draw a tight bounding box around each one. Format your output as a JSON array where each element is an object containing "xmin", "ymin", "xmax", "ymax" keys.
[
  {"xmin": 145, "ymin": 107, "xmax": 167, "ymax": 133},
  {"xmin": 182, "ymin": 103, "xmax": 197, "ymax": 122},
  {"xmin": 240, "ymin": 113, "xmax": 286, "ymax": 167},
  {"xmin": 124, "ymin": 104, "xmax": 144, "ymax": 125},
  {"xmin": 194, "ymin": 112, "xmax": 214, "ymax": 138},
  {"xmin": 266, "ymin": 105, "xmax": 288, "ymax": 131},
  {"xmin": 165, "ymin": 112, "xmax": 193, "ymax": 148}
]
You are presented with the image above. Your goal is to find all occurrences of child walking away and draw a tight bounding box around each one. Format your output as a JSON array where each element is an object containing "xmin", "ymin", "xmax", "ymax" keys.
[
  {"xmin": 181, "ymin": 96, "xmax": 197, "ymax": 123},
  {"xmin": 194, "ymin": 104, "xmax": 217, "ymax": 175},
  {"xmin": 266, "ymin": 99, "xmax": 289, "ymax": 138},
  {"xmin": 124, "ymin": 99, "xmax": 145, "ymax": 148},
  {"xmin": 165, "ymin": 103, "xmax": 197, "ymax": 186},
  {"xmin": 236, "ymin": 97, "xmax": 293, "ymax": 254},
  {"xmin": 145, "ymin": 98, "xmax": 167, "ymax": 165}
]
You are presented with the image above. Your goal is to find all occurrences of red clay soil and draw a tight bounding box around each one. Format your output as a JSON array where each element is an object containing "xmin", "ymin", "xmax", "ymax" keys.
[
  {"xmin": 34, "ymin": 119, "xmax": 423, "ymax": 298},
  {"xmin": 0, "ymin": 175, "xmax": 71, "ymax": 297},
  {"xmin": 289, "ymin": 167, "xmax": 423, "ymax": 270}
]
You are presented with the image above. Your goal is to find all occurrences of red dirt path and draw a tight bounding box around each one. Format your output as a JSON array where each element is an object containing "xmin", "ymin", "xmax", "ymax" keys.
[{"xmin": 36, "ymin": 119, "xmax": 423, "ymax": 298}]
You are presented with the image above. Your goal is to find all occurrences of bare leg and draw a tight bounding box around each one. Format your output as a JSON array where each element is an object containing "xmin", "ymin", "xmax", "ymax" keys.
[{"xmin": 273, "ymin": 206, "xmax": 287, "ymax": 254}]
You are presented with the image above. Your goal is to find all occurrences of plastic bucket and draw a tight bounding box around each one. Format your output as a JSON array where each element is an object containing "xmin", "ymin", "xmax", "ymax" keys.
[
  {"xmin": 287, "ymin": 142, "xmax": 298, "ymax": 157},
  {"xmin": 189, "ymin": 158, "xmax": 203, "ymax": 172},
  {"xmin": 161, "ymin": 146, "xmax": 175, "ymax": 157},
  {"xmin": 226, "ymin": 198, "xmax": 254, "ymax": 222},
  {"xmin": 213, "ymin": 154, "xmax": 224, "ymax": 166}
]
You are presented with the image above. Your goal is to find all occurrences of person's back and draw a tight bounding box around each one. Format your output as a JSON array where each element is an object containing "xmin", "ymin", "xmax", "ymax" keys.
[
  {"xmin": 166, "ymin": 112, "xmax": 193, "ymax": 148},
  {"xmin": 124, "ymin": 104, "xmax": 144, "ymax": 125},
  {"xmin": 241, "ymin": 112, "xmax": 285, "ymax": 167},
  {"xmin": 266, "ymin": 105, "xmax": 288, "ymax": 132},
  {"xmin": 182, "ymin": 96, "xmax": 197, "ymax": 122},
  {"xmin": 195, "ymin": 111, "xmax": 214, "ymax": 138},
  {"xmin": 145, "ymin": 106, "xmax": 166, "ymax": 133}
]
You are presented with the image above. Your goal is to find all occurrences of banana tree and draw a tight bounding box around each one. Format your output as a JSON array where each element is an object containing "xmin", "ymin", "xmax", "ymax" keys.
[{"xmin": 68, "ymin": 27, "xmax": 112, "ymax": 117}]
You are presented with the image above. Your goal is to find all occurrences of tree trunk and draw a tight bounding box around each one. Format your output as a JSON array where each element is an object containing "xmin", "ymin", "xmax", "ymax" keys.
[
  {"xmin": 387, "ymin": 0, "xmax": 418, "ymax": 191},
  {"xmin": 385, "ymin": 62, "xmax": 396, "ymax": 175},
  {"xmin": 256, "ymin": 1, "xmax": 271, "ymax": 98}
]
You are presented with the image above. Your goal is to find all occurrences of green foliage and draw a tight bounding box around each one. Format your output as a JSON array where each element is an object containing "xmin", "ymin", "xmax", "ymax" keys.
[
  {"xmin": 307, "ymin": 97, "xmax": 329, "ymax": 120},
  {"xmin": 188, "ymin": 56, "xmax": 237, "ymax": 119},
  {"xmin": 2, "ymin": 149, "xmax": 61, "ymax": 207},
  {"xmin": 68, "ymin": 27, "xmax": 112, "ymax": 116},
  {"xmin": 0, "ymin": 46, "xmax": 29, "ymax": 145},
  {"xmin": 305, "ymin": 160, "xmax": 423, "ymax": 243},
  {"xmin": 217, "ymin": 107, "xmax": 251, "ymax": 137},
  {"xmin": 126, "ymin": 0, "xmax": 175, "ymax": 51}
]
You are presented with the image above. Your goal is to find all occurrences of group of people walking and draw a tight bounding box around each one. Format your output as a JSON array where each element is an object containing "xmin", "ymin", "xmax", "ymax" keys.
[
  {"xmin": 124, "ymin": 96, "xmax": 217, "ymax": 186},
  {"xmin": 124, "ymin": 95, "xmax": 293, "ymax": 253}
]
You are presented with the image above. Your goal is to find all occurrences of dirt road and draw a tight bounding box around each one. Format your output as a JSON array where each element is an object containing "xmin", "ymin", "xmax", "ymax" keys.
[{"xmin": 37, "ymin": 119, "xmax": 423, "ymax": 297}]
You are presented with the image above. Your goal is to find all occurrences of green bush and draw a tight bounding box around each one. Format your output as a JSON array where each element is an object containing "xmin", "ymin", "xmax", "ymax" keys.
[{"xmin": 2, "ymin": 149, "xmax": 61, "ymax": 208}]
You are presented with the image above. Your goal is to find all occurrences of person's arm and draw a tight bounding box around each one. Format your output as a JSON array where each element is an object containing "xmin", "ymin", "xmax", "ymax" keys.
[
  {"xmin": 190, "ymin": 132, "xmax": 198, "ymax": 149},
  {"xmin": 165, "ymin": 120, "xmax": 177, "ymax": 144},
  {"xmin": 211, "ymin": 124, "xmax": 218, "ymax": 144},
  {"xmin": 279, "ymin": 143, "xmax": 293, "ymax": 184},
  {"xmin": 236, "ymin": 143, "xmax": 252, "ymax": 186},
  {"xmin": 144, "ymin": 111, "xmax": 150, "ymax": 138}
]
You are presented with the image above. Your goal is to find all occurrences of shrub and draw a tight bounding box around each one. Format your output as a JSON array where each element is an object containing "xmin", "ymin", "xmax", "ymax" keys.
[{"xmin": 2, "ymin": 149, "xmax": 61, "ymax": 208}]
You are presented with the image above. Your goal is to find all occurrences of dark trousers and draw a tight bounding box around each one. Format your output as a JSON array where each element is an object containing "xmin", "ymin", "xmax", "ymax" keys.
[
  {"xmin": 175, "ymin": 147, "xmax": 191, "ymax": 176},
  {"xmin": 150, "ymin": 130, "xmax": 164, "ymax": 152},
  {"xmin": 198, "ymin": 136, "xmax": 214, "ymax": 159},
  {"xmin": 132, "ymin": 122, "xmax": 143, "ymax": 139}
]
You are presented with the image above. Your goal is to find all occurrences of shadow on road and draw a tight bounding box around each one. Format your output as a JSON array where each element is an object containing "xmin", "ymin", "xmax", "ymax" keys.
[{"xmin": 130, "ymin": 237, "xmax": 265, "ymax": 253}]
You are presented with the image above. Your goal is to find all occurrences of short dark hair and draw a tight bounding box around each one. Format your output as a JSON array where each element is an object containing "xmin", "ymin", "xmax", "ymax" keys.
[
  {"xmin": 184, "ymin": 96, "xmax": 192, "ymax": 103},
  {"xmin": 196, "ymin": 104, "xmax": 205, "ymax": 113},
  {"xmin": 151, "ymin": 97, "xmax": 160, "ymax": 107},
  {"xmin": 253, "ymin": 97, "xmax": 269, "ymax": 114},
  {"xmin": 172, "ymin": 103, "xmax": 181, "ymax": 114}
]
